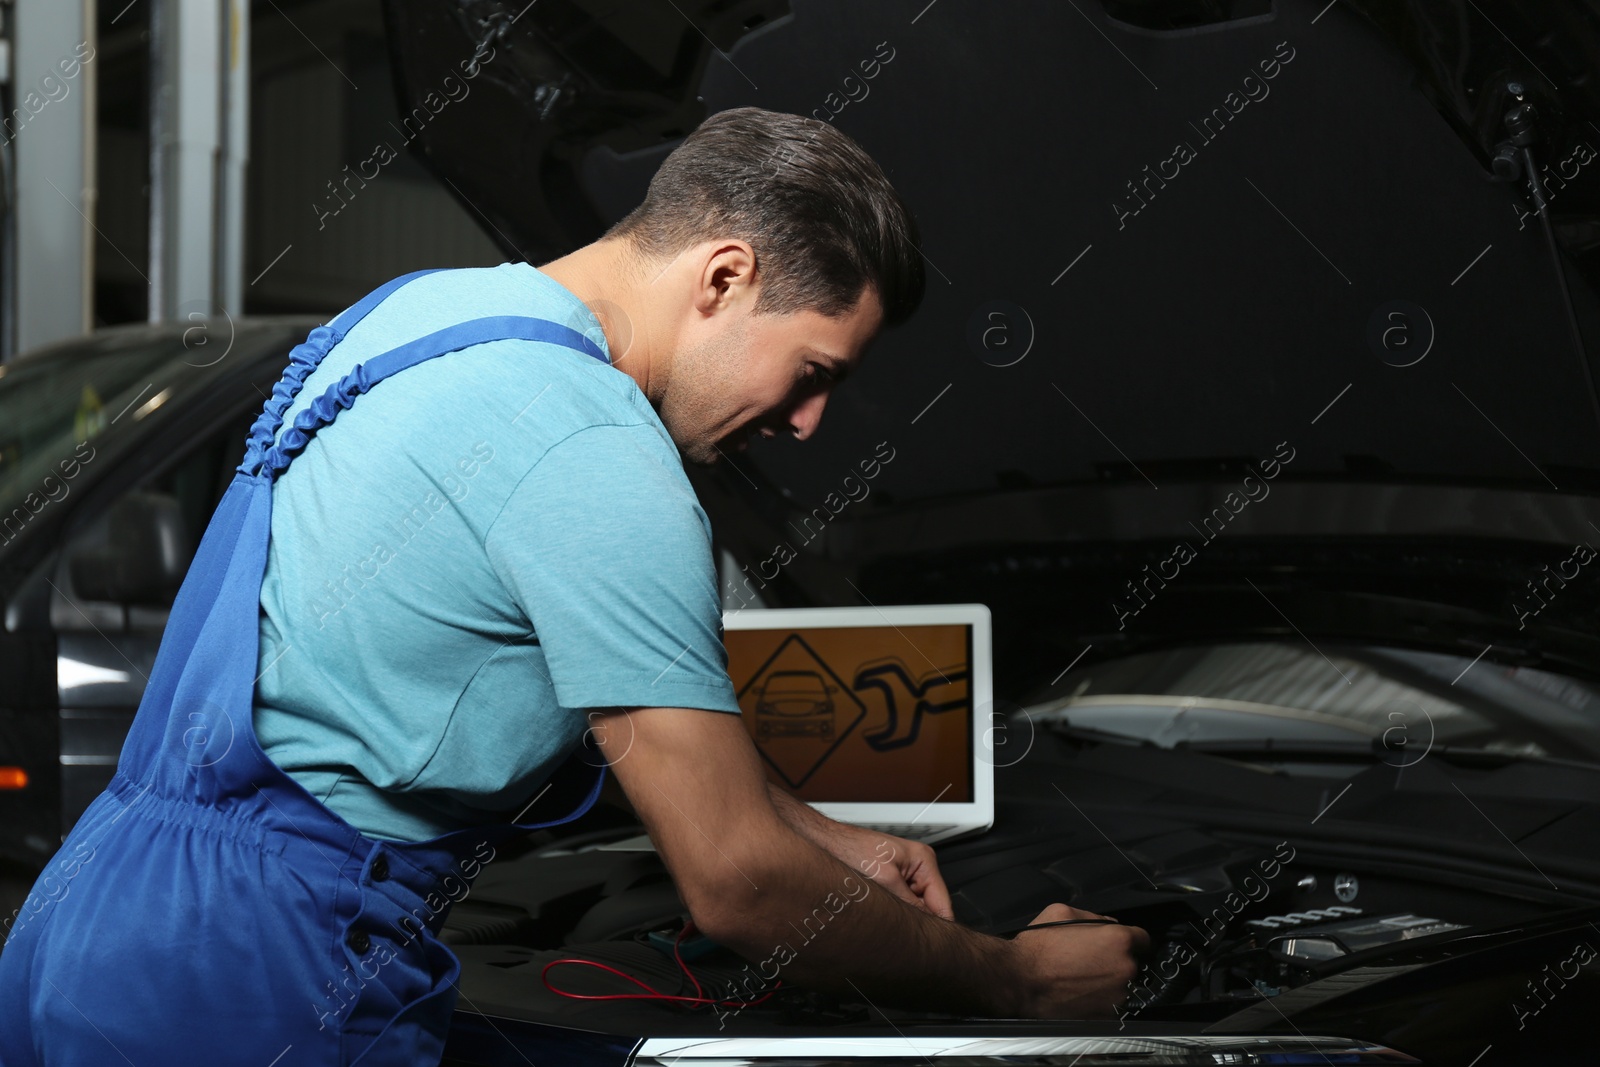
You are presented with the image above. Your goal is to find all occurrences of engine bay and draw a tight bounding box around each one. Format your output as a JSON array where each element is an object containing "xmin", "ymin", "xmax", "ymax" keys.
[
  {"xmin": 437, "ymin": 713, "xmax": 1600, "ymax": 1042},
  {"xmin": 441, "ymin": 814, "xmax": 1576, "ymax": 1035}
]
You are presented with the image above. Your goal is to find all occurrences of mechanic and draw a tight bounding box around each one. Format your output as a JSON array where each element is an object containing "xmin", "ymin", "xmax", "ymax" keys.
[{"xmin": 0, "ymin": 106, "xmax": 1145, "ymax": 1065}]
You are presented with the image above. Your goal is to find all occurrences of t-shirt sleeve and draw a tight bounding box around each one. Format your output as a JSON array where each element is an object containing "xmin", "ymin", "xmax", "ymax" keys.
[{"xmin": 484, "ymin": 421, "xmax": 741, "ymax": 714}]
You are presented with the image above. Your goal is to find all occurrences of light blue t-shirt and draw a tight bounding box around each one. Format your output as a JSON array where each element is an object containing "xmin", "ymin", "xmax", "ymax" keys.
[{"xmin": 252, "ymin": 263, "xmax": 740, "ymax": 843}]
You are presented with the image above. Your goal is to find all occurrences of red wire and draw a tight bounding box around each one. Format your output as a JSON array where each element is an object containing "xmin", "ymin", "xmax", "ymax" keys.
[
  {"xmin": 540, "ymin": 919, "xmax": 783, "ymax": 1008},
  {"xmin": 671, "ymin": 919, "xmax": 706, "ymax": 1000}
]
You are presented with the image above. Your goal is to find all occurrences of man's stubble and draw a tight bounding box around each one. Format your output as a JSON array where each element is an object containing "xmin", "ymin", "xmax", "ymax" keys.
[{"xmin": 657, "ymin": 315, "xmax": 751, "ymax": 467}]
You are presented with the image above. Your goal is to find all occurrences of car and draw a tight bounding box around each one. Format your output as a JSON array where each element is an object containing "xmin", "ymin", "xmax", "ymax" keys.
[
  {"xmin": 5, "ymin": 0, "xmax": 1600, "ymax": 1061},
  {"xmin": 377, "ymin": 0, "xmax": 1600, "ymax": 1061},
  {"xmin": 0, "ymin": 316, "xmax": 320, "ymax": 865},
  {"xmin": 754, "ymin": 670, "xmax": 837, "ymax": 738}
]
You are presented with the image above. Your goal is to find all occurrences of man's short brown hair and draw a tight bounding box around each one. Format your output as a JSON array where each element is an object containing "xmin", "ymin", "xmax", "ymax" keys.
[{"xmin": 605, "ymin": 106, "xmax": 925, "ymax": 328}]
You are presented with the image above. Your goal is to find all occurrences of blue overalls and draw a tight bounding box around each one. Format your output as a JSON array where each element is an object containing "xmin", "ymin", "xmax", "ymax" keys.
[{"xmin": 0, "ymin": 271, "xmax": 610, "ymax": 1065}]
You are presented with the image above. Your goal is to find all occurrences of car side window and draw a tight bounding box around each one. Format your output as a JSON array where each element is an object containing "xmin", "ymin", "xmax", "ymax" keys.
[{"xmin": 50, "ymin": 413, "xmax": 253, "ymax": 634}]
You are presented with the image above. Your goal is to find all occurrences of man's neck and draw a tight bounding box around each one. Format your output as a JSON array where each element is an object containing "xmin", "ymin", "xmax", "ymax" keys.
[{"xmin": 537, "ymin": 240, "xmax": 656, "ymax": 400}]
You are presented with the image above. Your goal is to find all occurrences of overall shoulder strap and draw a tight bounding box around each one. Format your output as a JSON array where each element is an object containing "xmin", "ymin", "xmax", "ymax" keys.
[
  {"xmin": 329, "ymin": 269, "xmax": 444, "ymax": 333},
  {"xmin": 239, "ymin": 269, "xmax": 446, "ymax": 476},
  {"xmin": 260, "ymin": 315, "xmax": 610, "ymax": 480}
]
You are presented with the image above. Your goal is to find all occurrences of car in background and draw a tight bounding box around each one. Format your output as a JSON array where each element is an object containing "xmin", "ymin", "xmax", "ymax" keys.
[{"xmin": 0, "ymin": 317, "xmax": 318, "ymax": 864}]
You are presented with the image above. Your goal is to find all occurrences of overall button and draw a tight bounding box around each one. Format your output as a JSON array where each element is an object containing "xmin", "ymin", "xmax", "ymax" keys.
[
  {"xmin": 347, "ymin": 928, "xmax": 371, "ymax": 955},
  {"xmin": 370, "ymin": 854, "xmax": 389, "ymax": 883}
]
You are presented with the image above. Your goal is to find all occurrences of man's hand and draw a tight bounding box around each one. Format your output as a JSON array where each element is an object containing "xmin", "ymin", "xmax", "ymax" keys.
[
  {"xmin": 1008, "ymin": 904, "xmax": 1150, "ymax": 1019},
  {"xmin": 766, "ymin": 782, "xmax": 953, "ymax": 920}
]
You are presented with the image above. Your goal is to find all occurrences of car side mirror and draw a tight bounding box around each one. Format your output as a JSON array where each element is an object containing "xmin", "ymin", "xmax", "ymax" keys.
[{"xmin": 67, "ymin": 491, "xmax": 193, "ymax": 605}]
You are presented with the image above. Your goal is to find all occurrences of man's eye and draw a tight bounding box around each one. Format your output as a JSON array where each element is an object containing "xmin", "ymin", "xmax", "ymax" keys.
[{"xmin": 806, "ymin": 362, "xmax": 834, "ymax": 386}]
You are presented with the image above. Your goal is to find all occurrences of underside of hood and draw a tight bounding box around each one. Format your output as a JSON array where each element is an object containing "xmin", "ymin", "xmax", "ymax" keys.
[{"xmin": 380, "ymin": 0, "xmax": 1600, "ymax": 507}]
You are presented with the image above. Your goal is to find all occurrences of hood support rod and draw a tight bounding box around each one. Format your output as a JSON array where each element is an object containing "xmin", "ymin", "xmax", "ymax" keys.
[{"xmin": 1502, "ymin": 92, "xmax": 1600, "ymax": 464}]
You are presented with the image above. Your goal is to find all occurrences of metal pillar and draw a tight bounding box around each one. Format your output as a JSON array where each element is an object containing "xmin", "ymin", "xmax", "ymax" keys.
[
  {"xmin": 218, "ymin": 0, "xmax": 248, "ymax": 315},
  {"xmin": 150, "ymin": 0, "xmax": 246, "ymax": 323},
  {"xmin": 9, "ymin": 0, "xmax": 96, "ymax": 357}
]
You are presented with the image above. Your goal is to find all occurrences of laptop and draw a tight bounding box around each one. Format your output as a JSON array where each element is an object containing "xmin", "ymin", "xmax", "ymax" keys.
[{"xmin": 599, "ymin": 603, "xmax": 994, "ymax": 850}]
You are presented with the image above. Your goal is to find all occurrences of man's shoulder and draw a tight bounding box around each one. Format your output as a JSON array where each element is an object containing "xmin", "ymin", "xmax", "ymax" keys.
[
  {"xmin": 343, "ymin": 262, "xmax": 608, "ymax": 356},
  {"xmin": 374, "ymin": 338, "xmax": 673, "ymax": 492},
  {"xmin": 274, "ymin": 262, "xmax": 662, "ymax": 453}
]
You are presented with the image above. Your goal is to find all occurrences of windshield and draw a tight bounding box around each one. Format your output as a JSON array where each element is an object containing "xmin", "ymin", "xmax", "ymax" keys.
[
  {"xmin": 1025, "ymin": 642, "xmax": 1600, "ymax": 769},
  {"xmin": 0, "ymin": 328, "xmax": 206, "ymax": 518}
]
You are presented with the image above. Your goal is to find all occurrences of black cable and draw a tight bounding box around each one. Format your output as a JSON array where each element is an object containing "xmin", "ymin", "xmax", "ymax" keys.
[{"xmin": 995, "ymin": 918, "xmax": 1120, "ymax": 939}]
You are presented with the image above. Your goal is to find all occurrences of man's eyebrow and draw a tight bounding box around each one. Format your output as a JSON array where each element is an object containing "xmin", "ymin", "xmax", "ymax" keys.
[{"xmin": 807, "ymin": 347, "xmax": 851, "ymax": 382}]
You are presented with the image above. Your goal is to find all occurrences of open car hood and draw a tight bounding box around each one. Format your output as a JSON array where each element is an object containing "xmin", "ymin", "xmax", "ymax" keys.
[{"xmin": 383, "ymin": 0, "xmax": 1600, "ymax": 505}]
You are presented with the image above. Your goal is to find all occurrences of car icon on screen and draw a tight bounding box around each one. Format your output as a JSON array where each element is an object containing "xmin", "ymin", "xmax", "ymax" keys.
[{"xmin": 754, "ymin": 670, "xmax": 837, "ymax": 739}]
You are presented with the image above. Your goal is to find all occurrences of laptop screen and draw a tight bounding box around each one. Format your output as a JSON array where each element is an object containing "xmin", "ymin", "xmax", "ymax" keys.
[{"xmin": 724, "ymin": 619, "xmax": 976, "ymax": 804}]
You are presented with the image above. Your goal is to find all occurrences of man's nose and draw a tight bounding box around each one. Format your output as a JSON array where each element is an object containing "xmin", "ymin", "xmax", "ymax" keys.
[{"xmin": 786, "ymin": 390, "xmax": 830, "ymax": 441}]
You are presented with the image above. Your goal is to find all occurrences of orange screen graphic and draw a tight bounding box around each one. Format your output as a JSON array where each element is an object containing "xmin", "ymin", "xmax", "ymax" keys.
[{"xmin": 724, "ymin": 624, "xmax": 973, "ymax": 803}]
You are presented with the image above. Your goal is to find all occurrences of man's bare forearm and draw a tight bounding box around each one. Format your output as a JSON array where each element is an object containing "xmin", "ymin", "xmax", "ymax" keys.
[
  {"xmin": 765, "ymin": 780, "xmax": 837, "ymax": 844},
  {"xmin": 597, "ymin": 709, "xmax": 1025, "ymax": 1016},
  {"xmin": 704, "ymin": 819, "xmax": 1026, "ymax": 1017}
]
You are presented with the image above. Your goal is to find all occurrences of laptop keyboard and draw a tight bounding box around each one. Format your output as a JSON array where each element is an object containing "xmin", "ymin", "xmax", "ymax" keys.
[
  {"xmin": 862, "ymin": 824, "xmax": 958, "ymax": 841},
  {"xmin": 596, "ymin": 824, "xmax": 963, "ymax": 853}
]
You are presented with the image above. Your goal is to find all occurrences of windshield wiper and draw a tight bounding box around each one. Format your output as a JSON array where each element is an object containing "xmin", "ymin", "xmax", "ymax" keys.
[
  {"xmin": 1040, "ymin": 719, "xmax": 1164, "ymax": 747},
  {"xmin": 1172, "ymin": 738, "xmax": 1600, "ymax": 771},
  {"xmin": 1037, "ymin": 716, "xmax": 1600, "ymax": 770}
]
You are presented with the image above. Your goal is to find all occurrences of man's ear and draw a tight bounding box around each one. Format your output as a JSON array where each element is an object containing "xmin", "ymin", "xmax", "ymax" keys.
[{"xmin": 695, "ymin": 239, "xmax": 758, "ymax": 315}]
